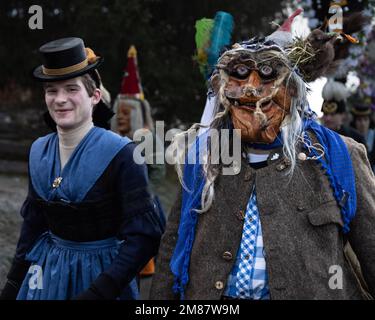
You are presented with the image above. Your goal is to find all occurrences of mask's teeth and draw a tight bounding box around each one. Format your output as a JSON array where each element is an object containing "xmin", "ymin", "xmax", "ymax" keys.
[{"xmin": 234, "ymin": 100, "xmax": 239, "ymax": 107}]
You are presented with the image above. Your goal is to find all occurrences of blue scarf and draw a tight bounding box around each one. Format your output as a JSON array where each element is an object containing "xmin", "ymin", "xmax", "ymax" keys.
[
  {"xmin": 302, "ymin": 119, "xmax": 356, "ymax": 233},
  {"xmin": 170, "ymin": 119, "xmax": 356, "ymax": 299},
  {"xmin": 29, "ymin": 127, "xmax": 131, "ymax": 202}
]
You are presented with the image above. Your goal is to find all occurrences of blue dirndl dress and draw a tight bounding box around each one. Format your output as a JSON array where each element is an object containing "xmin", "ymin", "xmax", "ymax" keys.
[
  {"xmin": 15, "ymin": 127, "xmax": 147, "ymax": 300},
  {"xmin": 17, "ymin": 232, "xmax": 139, "ymax": 300}
]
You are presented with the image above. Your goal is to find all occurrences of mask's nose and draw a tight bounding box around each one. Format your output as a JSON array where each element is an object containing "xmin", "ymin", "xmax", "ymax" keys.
[{"xmin": 243, "ymin": 70, "xmax": 262, "ymax": 97}]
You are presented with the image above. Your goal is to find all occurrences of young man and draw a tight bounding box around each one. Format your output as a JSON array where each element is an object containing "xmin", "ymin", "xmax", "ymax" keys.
[
  {"xmin": 150, "ymin": 11, "xmax": 375, "ymax": 300},
  {"xmin": 0, "ymin": 37, "xmax": 163, "ymax": 300}
]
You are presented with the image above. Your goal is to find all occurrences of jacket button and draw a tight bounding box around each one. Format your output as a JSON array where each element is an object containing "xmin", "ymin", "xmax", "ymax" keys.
[
  {"xmin": 297, "ymin": 205, "xmax": 305, "ymax": 212},
  {"xmin": 222, "ymin": 251, "xmax": 233, "ymax": 261},
  {"xmin": 215, "ymin": 281, "xmax": 224, "ymax": 290},
  {"xmin": 276, "ymin": 163, "xmax": 286, "ymax": 171},
  {"xmin": 298, "ymin": 152, "xmax": 307, "ymax": 161}
]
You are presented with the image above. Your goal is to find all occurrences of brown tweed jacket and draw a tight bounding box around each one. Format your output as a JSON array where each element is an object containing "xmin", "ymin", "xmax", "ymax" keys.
[{"xmin": 150, "ymin": 136, "xmax": 375, "ymax": 300}]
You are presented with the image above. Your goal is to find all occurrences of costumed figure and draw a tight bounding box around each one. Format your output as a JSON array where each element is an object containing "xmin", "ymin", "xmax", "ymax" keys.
[
  {"xmin": 150, "ymin": 9, "xmax": 375, "ymax": 300},
  {"xmin": 321, "ymin": 78, "xmax": 366, "ymax": 145},
  {"xmin": 350, "ymin": 102, "xmax": 375, "ymax": 173},
  {"xmin": 111, "ymin": 45, "xmax": 166, "ymax": 277},
  {"xmin": 0, "ymin": 38, "xmax": 164, "ymax": 300},
  {"xmin": 350, "ymin": 23, "xmax": 375, "ymax": 172}
]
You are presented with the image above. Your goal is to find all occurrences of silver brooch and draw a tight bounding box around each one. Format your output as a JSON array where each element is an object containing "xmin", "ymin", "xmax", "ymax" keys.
[{"xmin": 52, "ymin": 177, "xmax": 63, "ymax": 188}]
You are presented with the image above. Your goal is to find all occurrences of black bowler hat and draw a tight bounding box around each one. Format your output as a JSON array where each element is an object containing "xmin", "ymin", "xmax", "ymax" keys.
[
  {"xmin": 351, "ymin": 104, "xmax": 372, "ymax": 117},
  {"xmin": 32, "ymin": 37, "xmax": 103, "ymax": 81}
]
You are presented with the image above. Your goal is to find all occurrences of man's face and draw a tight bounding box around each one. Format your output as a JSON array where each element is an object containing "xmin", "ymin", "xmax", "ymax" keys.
[
  {"xmin": 322, "ymin": 113, "xmax": 344, "ymax": 131},
  {"xmin": 215, "ymin": 49, "xmax": 293, "ymax": 144},
  {"xmin": 117, "ymin": 102, "xmax": 133, "ymax": 136},
  {"xmin": 44, "ymin": 77, "xmax": 100, "ymax": 131},
  {"xmin": 354, "ymin": 116, "xmax": 370, "ymax": 135}
]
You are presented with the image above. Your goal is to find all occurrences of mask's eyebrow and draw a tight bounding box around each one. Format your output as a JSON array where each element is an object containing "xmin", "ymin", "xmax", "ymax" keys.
[
  {"xmin": 238, "ymin": 53, "xmax": 255, "ymax": 63},
  {"xmin": 239, "ymin": 58, "xmax": 256, "ymax": 65}
]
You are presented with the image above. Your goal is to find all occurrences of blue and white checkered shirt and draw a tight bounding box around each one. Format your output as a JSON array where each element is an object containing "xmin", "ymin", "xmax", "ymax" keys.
[{"xmin": 223, "ymin": 188, "xmax": 270, "ymax": 299}]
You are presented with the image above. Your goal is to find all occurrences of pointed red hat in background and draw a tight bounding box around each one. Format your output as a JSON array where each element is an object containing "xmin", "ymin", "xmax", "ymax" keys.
[
  {"xmin": 279, "ymin": 8, "xmax": 303, "ymax": 32},
  {"xmin": 266, "ymin": 8, "xmax": 303, "ymax": 48},
  {"xmin": 120, "ymin": 45, "xmax": 144, "ymax": 100}
]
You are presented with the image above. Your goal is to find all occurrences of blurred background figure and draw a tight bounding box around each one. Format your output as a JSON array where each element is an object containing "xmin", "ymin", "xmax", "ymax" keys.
[
  {"xmin": 350, "ymin": 102, "xmax": 375, "ymax": 172},
  {"xmin": 111, "ymin": 46, "xmax": 146, "ymax": 138},
  {"xmin": 112, "ymin": 45, "xmax": 166, "ymax": 198},
  {"xmin": 111, "ymin": 45, "xmax": 166, "ymax": 294},
  {"xmin": 321, "ymin": 78, "xmax": 366, "ymax": 145}
]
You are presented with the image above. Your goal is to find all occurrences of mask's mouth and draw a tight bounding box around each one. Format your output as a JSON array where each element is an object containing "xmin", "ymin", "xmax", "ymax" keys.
[{"xmin": 227, "ymin": 97, "xmax": 273, "ymax": 113}]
